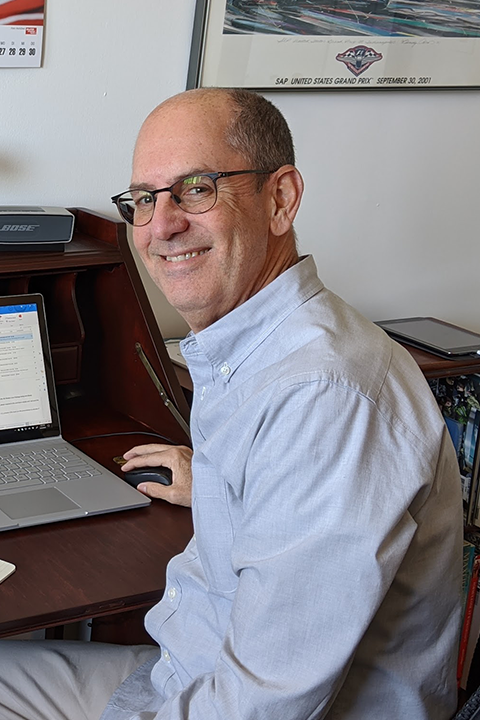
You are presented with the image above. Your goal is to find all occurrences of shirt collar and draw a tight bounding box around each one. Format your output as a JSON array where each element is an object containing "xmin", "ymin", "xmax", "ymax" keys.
[{"xmin": 181, "ymin": 256, "xmax": 324, "ymax": 381}]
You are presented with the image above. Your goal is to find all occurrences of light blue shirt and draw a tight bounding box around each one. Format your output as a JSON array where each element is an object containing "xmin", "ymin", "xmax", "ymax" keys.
[{"xmin": 102, "ymin": 255, "xmax": 462, "ymax": 720}]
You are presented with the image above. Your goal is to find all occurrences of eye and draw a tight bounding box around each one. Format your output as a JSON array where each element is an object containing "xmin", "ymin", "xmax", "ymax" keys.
[
  {"xmin": 178, "ymin": 176, "xmax": 215, "ymax": 202},
  {"xmin": 182, "ymin": 177, "xmax": 212, "ymax": 194},
  {"xmin": 131, "ymin": 190, "xmax": 154, "ymax": 207},
  {"xmin": 188, "ymin": 185, "xmax": 208, "ymax": 196}
]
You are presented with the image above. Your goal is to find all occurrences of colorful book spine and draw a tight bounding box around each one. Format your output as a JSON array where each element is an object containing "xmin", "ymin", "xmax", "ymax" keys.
[{"xmin": 463, "ymin": 542, "xmax": 476, "ymax": 613}]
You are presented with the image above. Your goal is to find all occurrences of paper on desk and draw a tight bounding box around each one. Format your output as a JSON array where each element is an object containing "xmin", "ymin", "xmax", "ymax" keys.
[
  {"xmin": 165, "ymin": 339, "xmax": 188, "ymax": 370},
  {"xmin": 0, "ymin": 559, "xmax": 16, "ymax": 584}
]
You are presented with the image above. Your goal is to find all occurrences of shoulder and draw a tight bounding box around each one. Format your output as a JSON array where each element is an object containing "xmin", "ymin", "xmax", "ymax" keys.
[{"xmin": 247, "ymin": 286, "xmax": 444, "ymax": 449}]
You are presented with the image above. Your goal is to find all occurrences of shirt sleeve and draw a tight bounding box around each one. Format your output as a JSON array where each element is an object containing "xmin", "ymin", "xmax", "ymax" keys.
[{"xmin": 150, "ymin": 378, "xmax": 437, "ymax": 720}]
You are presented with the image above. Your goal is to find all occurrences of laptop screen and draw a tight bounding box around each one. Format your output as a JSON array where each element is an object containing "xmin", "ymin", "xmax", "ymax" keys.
[{"xmin": 0, "ymin": 294, "xmax": 60, "ymax": 444}]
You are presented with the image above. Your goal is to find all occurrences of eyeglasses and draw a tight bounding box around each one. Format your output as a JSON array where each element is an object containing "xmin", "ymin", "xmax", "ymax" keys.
[{"xmin": 111, "ymin": 169, "xmax": 275, "ymax": 227}]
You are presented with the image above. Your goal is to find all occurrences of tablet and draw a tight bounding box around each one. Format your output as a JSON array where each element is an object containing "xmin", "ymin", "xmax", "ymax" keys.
[{"xmin": 375, "ymin": 317, "xmax": 480, "ymax": 357}]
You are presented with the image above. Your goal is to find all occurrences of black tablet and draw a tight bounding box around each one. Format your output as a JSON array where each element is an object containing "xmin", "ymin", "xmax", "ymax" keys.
[{"xmin": 375, "ymin": 317, "xmax": 480, "ymax": 358}]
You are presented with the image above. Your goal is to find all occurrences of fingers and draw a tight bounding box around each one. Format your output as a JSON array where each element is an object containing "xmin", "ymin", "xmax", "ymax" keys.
[
  {"xmin": 122, "ymin": 443, "xmax": 172, "ymax": 464},
  {"xmin": 121, "ymin": 444, "xmax": 191, "ymax": 471},
  {"xmin": 121, "ymin": 444, "xmax": 193, "ymax": 507},
  {"xmin": 136, "ymin": 480, "xmax": 192, "ymax": 507}
]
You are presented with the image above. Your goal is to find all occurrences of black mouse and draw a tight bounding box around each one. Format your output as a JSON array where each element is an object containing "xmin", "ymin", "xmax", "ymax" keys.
[{"xmin": 123, "ymin": 466, "xmax": 173, "ymax": 488}]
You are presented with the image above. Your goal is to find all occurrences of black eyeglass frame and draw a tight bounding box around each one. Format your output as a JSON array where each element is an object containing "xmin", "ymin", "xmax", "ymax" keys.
[{"xmin": 111, "ymin": 169, "xmax": 276, "ymax": 226}]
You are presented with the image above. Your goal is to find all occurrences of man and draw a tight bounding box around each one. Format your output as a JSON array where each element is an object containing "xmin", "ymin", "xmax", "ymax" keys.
[{"xmin": 0, "ymin": 88, "xmax": 462, "ymax": 720}]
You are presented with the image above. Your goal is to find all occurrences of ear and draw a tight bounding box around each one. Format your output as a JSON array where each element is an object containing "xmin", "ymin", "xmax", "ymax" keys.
[{"xmin": 268, "ymin": 166, "xmax": 304, "ymax": 237}]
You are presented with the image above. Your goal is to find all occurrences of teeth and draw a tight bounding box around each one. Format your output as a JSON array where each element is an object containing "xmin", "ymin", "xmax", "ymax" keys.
[{"xmin": 165, "ymin": 250, "xmax": 208, "ymax": 263}]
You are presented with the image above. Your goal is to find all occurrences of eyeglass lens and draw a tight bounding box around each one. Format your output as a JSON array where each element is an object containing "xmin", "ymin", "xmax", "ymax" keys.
[{"xmin": 117, "ymin": 175, "xmax": 218, "ymax": 226}]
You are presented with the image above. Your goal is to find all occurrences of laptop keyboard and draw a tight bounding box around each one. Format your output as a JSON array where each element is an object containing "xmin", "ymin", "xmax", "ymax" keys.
[{"xmin": 0, "ymin": 447, "xmax": 102, "ymax": 491}]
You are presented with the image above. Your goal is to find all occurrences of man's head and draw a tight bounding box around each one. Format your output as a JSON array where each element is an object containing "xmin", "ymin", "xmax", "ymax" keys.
[{"xmin": 127, "ymin": 88, "xmax": 304, "ymax": 332}]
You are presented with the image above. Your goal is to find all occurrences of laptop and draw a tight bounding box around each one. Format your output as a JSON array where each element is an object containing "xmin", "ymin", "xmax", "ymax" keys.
[{"xmin": 0, "ymin": 293, "xmax": 150, "ymax": 531}]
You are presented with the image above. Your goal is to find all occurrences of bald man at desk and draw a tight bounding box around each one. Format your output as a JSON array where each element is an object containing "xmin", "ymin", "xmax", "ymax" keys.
[{"xmin": 0, "ymin": 88, "xmax": 462, "ymax": 720}]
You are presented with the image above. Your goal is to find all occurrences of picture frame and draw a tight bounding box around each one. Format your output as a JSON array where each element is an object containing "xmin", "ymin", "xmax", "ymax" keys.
[{"xmin": 187, "ymin": 0, "xmax": 480, "ymax": 91}]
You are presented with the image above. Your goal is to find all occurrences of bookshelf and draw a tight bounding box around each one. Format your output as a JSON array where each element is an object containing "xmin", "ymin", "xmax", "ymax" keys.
[{"xmin": 402, "ymin": 341, "xmax": 480, "ymax": 704}]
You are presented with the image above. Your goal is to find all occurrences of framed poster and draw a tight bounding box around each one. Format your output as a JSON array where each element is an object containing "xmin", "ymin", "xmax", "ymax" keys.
[
  {"xmin": 187, "ymin": 0, "xmax": 480, "ymax": 90},
  {"xmin": 0, "ymin": 0, "xmax": 45, "ymax": 68}
]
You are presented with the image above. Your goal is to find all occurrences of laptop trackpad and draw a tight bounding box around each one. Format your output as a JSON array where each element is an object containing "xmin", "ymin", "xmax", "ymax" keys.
[{"xmin": 0, "ymin": 488, "xmax": 81, "ymax": 520}]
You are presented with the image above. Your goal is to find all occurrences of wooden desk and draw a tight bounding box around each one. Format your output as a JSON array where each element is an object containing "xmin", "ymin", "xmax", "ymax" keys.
[
  {"xmin": 0, "ymin": 209, "xmax": 193, "ymax": 640},
  {"xmin": 0, "ymin": 477, "xmax": 192, "ymax": 639},
  {"xmin": 402, "ymin": 343, "xmax": 480, "ymax": 379}
]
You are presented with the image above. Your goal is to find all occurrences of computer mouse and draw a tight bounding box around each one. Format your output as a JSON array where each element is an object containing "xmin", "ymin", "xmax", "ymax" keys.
[{"xmin": 123, "ymin": 466, "xmax": 173, "ymax": 488}]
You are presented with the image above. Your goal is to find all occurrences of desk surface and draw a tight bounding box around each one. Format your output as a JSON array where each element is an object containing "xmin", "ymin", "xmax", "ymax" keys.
[
  {"xmin": 0, "ymin": 434, "xmax": 193, "ymax": 639},
  {"xmin": 402, "ymin": 342, "xmax": 480, "ymax": 378}
]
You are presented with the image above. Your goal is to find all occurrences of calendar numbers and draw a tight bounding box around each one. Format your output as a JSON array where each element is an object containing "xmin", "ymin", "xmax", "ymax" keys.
[{"xmin": 0, "ymin": 25, "xmax": 43, "ymax": 67}]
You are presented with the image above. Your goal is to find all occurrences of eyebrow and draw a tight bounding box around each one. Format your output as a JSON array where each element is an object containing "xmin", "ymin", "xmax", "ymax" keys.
[
  {"xmin": 128, "ymin": 182, "xmax": 156, "ymax": 191},
  {"xmin": 129, "ymin": 170, "xmax": 216, "ymax": 191}
]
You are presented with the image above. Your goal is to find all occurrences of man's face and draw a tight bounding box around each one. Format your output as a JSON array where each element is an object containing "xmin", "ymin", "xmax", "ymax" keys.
[{"xmin": 131, "ymin": 97, "xmax": 279, "ymax": 332}]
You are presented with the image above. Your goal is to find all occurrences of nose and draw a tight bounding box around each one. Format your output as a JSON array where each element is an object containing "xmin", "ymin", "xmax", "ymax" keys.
[{"xmin": 148, "ymin": 191, "xmax": 190, "ymax": 240}]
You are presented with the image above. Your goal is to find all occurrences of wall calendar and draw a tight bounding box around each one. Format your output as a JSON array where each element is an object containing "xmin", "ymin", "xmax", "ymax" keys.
[{"xmin": 0, "ymin": 1, "xmax": 44, "ymax": 68}]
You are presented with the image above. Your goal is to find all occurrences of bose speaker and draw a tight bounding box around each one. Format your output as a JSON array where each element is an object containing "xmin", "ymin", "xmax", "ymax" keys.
[{"xmin": 0, "ymin": 206, "xmax": 75, "ymax": 252}]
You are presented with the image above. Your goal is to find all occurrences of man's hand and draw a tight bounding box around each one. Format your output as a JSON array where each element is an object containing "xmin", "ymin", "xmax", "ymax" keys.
[{"xmin": 121, "ymin": 444, "xmax": 193, "ymax": 507}]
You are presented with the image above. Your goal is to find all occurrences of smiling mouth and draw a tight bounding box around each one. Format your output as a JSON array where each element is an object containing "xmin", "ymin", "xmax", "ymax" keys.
[{"xmin": 164, "ymin": 249, "xmax": 210, "ymax": 263}]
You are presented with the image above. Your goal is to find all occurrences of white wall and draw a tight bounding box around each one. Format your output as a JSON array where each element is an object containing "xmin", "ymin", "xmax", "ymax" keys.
[
  {"xmin": 2, "ymin": 0, "xmax": 479, "ymax": 338},
  {"xmin": 274, "ymin": 89, "xmax": 480, "ymax": 332},
  {"xmin": 1, "ymin": 0, "xmax": 195, "ymax": 338}
]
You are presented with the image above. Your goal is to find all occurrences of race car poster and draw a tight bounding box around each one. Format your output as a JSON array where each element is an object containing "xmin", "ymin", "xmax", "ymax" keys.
[
  {"xmin": 0, "ymin": 0, "xmax": 44, "ymax": 68},
  {"xmin": 188, "ymin": 0, "xmax": 480, "ymax": 89}
]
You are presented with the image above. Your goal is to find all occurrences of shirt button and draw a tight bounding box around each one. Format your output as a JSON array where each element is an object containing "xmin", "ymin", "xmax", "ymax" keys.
[
  {"xmin": 167, "ymin": 587, "xmax": 177, "ymax": 600},
  {"xmin": 163, "ymin": 649, "xmax": 171, "ymax": 662},
  {"xmin": 220, "ymin": 363, "xmax": 231, "ymax": 376}
]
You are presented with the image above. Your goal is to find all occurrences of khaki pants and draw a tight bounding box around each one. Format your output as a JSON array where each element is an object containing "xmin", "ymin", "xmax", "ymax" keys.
[{"xmin": 0, "ymin": 639, "xmax": 158, "ymax": 720}]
